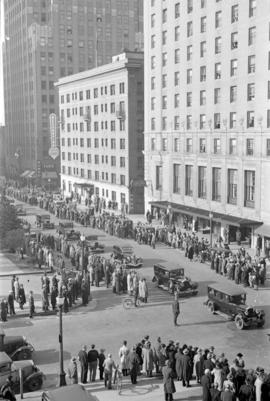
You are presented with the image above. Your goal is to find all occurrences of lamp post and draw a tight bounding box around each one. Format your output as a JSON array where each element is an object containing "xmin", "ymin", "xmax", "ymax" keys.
[
  {"xmin": 56, "ymin": 292, "xmax": 66, "ymax": 387},
  {"xmin": 80, "ymin": 234, "xmax": 86, "ymax": 272},
  {"xmin": 209, "ymin": 212, "xmax": 213, "ymax": 247},
  {"xmin": 48, "ymin": 178, "xmax": 51, "ymax": 193}
]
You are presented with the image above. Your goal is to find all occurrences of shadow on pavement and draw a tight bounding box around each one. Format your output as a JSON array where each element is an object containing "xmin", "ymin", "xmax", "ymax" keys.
[
  {"xmin": 34, "ymin": 349, "xmax": 71, "ymax": 365},
  {"xmin": 1, "ymin": 318, "xmax": 33, "ymax": 329}
]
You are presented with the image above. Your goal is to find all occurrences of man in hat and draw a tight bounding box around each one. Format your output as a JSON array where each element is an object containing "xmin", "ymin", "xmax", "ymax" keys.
[
  {"xmin": 98, "ymin": 349, "xmax": 106, "ymax": 380},
  {"xmin": 129, "ymin": 346, "xmax": 140, "ymax": 384},
  {"xmin": 172, "ymin": 292, "xmax": 180, "ymax": 326},
  {"xmin": 103, "ymin": 353, "xmax": 116, "ymax": 389},
  {"xmin": 201, "ymin": 369, "xmax": 212, "ymax": 401},
  {"xmin": 220, "ymin": 383, "xmax": 236, "ymax": 401}
]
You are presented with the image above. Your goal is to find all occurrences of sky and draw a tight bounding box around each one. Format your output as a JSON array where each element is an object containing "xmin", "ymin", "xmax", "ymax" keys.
[{"xmin": 0, "ymin": 0, "xmax": 5, "ymax": 127}]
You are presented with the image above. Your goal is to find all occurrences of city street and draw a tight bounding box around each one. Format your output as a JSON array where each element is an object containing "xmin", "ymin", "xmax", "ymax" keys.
[{"xmin": 1, "ymin": 201, "xmax": 270, "ymax": 400}]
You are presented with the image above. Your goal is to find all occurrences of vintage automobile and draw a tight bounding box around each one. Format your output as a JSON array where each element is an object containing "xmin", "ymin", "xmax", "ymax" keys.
[
  {"xmin": 86, "ymin": 241, "xmax": 105, "ymax": 254},
  {"xmin": 152, "ymin": 263, "xmax": 198, "ymax": 297},
  {"xmin": 113, "ymin": 245, "xmax": 142, "ymax": 268},
  {"xmin": 205, "ymin": 282, "xmax": 265, "ymax": 329},
  {"xmin": 36, "ymin": 214, "xmax": 54, "ymax": 229},
  {"xmin": 0, "ymin": 352, "xmax": 43, "ymax": 393},
  {"xmin": 0, "ymin": 329, "xmax": 34, "ymax": 361},
  {"xmin": 14, "ymin": 204, "xmax": 27, "ymax": 216},
  {"xmin": 41, "ymin": 384, "xmax": 96, "ymax": 401},
  {"xmin": 58, "ymin": 221, "xmax": 74, "ymax": 233}
]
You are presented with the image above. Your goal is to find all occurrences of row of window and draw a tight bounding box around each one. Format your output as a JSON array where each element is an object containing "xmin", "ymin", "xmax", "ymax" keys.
[
  {"xmin": 63, "ymin": 181, "xmax": 123, "ymax": 204},
  {"xmin": 60, "ymin": 83, "xmax": 125, "ymax": 104},
  {"xmin": 151, "ymin": 110, "xmax": 270, "ymax": 131},
  {"xmin": 62, "ymin": 167, "xmax": 127, "ymax": 185},
  {"xmin": 63, "ymin": 119, "xmax": 126, "ymax": 133},
  {"xmin": 63, "ymin": 101, "xmax": 127, "ymax": 118},
  {"xmin": 151, "ymin": 1, "xmax": 256, "ymax": 20},
  {"xmin": 61, "ymin": 137, "xmax": 126, "ymax": 149},
  {"xmin": 62, "ymin": 152, "xmax": 127, "ymax": 167},
  {"xmin": 151, "ymin": 137, "xmax": 270, "ymax": 157},
  {"xmin": 156, "ymin": 164, "xmax": 255, "ymax": 208}
]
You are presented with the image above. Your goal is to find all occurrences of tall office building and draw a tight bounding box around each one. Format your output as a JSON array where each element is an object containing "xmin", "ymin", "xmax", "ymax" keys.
[
  {"xmin": 144, "ymin": 0, "xmax": 270, "ymax": 250},
  {"xmin": 2, "ymin": 0, "xmax": 143, "ymax": 183}
]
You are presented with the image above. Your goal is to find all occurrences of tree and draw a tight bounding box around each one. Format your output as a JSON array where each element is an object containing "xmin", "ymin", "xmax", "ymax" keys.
[
  {"xmin": 3, "ymin": 229, "xmax": 25, "ymax": 252},
  {"xmin": 0, "ymin": 200, "xmax": 22, "ymax": 249}
]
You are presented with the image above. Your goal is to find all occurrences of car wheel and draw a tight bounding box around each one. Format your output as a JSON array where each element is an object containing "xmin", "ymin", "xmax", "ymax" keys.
[
  {"xmin": 27, "ymin": 377, "xmax": 42, "ymax": 392},
  {"xmin": 235, "ymin": 314, "xmax": 244, "ymax": 330},
  {"xmin": 123, "ymin": 298, "xmax": 133, "ymax": 309},
  {"xmin": 207, "ymin": 301, "xmax": 215, "ymax": 314}
]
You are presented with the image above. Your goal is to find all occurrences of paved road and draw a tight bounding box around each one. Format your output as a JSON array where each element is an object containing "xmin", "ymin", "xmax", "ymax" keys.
[{"xmin": 1, "ymin": 200, "xmax": 270, "ymax": 400}]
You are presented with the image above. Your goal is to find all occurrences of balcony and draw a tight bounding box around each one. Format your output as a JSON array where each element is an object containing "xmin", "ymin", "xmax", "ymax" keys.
[{"xmin": 116, "ymin": 109, "xmax": 126, "ymax": 120}]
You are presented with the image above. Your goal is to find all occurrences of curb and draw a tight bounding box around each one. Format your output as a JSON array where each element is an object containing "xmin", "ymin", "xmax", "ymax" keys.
[{"xmin": 0, "ymin": 270, "xmax": 48, "ymax": 277}]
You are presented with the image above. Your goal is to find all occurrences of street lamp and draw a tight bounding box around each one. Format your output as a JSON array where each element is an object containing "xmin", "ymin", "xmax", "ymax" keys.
[
  {"xmin": 80, "ymin": 234, "xmax": 86, "ymax": 272},
  {"xmin": 48, "ymin": 178, "xmax": 51, "ymax": 193},
  {"xmin": 209, "ymin": 212, "xmax": 213, "ymax": 247},
  {"xmin": 56, "ymin": 292, "xmax": 66, "ymax": 387}
]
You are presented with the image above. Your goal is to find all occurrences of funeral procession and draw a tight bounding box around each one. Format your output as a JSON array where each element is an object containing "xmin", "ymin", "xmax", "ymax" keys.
[{"xmin": 0, "ymin": 1, "xmax": 270, "ymax": 401}]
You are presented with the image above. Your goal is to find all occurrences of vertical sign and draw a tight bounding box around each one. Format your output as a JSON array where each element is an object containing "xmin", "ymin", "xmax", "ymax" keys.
[{"xmin": 49, "ymin": 113, "xmax": 57, "ymax": 148}]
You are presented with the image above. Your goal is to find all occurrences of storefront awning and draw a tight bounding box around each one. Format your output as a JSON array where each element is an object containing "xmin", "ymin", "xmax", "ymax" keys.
[
  {"xmin": 20, "ymin": 170, "xmax": 30, "ymax": 177},
  {"xmin": 42, "ymin": 171, "xmax": 58, "ymax": 179},
  {"xmin": 254, "ymin": 224, "xmax": 270, "ymax": 237},
  {"xmin": 149, "ymin": 201, "xmax": 262, "ymax": 227}
]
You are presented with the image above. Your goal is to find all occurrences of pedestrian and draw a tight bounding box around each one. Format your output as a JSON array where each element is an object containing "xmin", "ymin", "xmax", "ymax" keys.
[
  {"xmin": 50, "ymin": 285, "xmax": 58, "ymax": 310},
  {"xmin": 210, "ymin": 382, "xmax": 221, "ymax": 401},
  {"xmin": 78, "ymin": 345, "xmax": 88, "ymax": 384},
  {"xmin": 67, "ymin": 357, "xmax": 78, "ymax": 384},
  {"xmin": 238, "ymin": 377, "xmax": 255, "ymax": 401},
  {"xmin": 172, "ymin": 292, "xmax": 180, "ymax": 326},
  {"xmin": 129, "ymin": 346, "xmax": 140, "ymax": 385},
  {"xmin": 28, "ymin": 291, "xmax": 35, "ymax": 318},
  {"xmin": 42, "ymin": 285, "xmax": 49, "ymax": 312},
  {"xmin": 14, "ymin": 277, "xmax": 20, "ymax": 302},
  {"xmin": 87, "ymin": 344, "xmax": 99, "ymax": 382},
  {"xmin": 119, "ymin": 340, "xmax": 130, "ymax": 376},
  {"xmin": 7, "ymin": 291, "xmax": 15, "ymax": 315},
  {"xmin": 103, "ymin": 353, "xmax": 116, "ymax": 390},
  {"xmin": 201, "ymin": 369, "xmax": 212, "ymax": 401},
  {"xmin": 221, "ymin": 383, "xmax": 236, "ymax": 401},
  {"xmin": 0, "ymin": 299, "xmax": 8, "ymax": 322},
  {"xmin": 162, "ymin": 360, "xmax": 176, "ymax": 401},
  {"xmin": 143, "ymin": 341, "xmax": 154, "ymax": 377},
  {"xmin": 98, "ymin": 349, "xmax": 106, "ymax": 380},
  {"xmin": 18, "ymin": 284, "xmax": 26, "ymax": 309},
  {"xmin": 11, "ymin": 275, "xmax": 16, "ymax": 297},
  {"xmin": 153, "ymin": 336, "xmax": 162, "ymax": 375}
]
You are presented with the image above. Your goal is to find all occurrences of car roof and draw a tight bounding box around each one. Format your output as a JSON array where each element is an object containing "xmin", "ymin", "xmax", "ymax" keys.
[
  {"xmin": 42, "ymin": 384, "xmax": 95, "ymax": 401},
  {"xmin": 154, "ymin": 262, "xmax": 184, "ymax": 272},
  {"xmin": 208, "ymin": 282, "xmax": 247, "ymax": 297}
]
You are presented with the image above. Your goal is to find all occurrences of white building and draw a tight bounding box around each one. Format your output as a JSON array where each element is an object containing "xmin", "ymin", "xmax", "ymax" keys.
[
  {"xmin": 56, "ymin": 51, "xmax": 144, "ymax": 214},
  {"xmin": 144, "ymin": 0, "xmax": 270, "ymax": 251}
]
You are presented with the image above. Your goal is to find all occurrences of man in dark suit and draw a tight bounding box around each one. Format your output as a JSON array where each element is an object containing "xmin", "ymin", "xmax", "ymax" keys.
[
  {"xmin": 201, "ymin": 369, "xmax": 212, "ymax": 401},
  {"xmin": 78, "ymin": 345, "xmax": 88, "ymax": 383},
  {"xmin": 172, "ymin": 293, "xmax": 180, "ymax": 326}
]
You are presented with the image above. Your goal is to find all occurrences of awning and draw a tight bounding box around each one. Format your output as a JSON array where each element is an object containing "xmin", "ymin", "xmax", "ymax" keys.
[
  {"xmin": 26, "ymin": 170, "xmax": 35, "ymax": 178},
  {"xmin": 20, "ymin": 170, "xmax": 30, "ymax": 177},
  {"xmin": 149, "ymin": 201, "xmax": 262, "ymax": 227},
  {"xmin": 42, "ymin": 171, "xmax": 58, "ymax": 179},
  {"xmin": 254, "ymin": 224, "xmax": 270, "ymax": 237}
]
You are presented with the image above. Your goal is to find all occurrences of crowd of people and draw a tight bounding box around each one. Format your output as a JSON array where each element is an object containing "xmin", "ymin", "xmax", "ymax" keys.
[{"xmin": 66, "ymin": 335, "xmax": 270, "ymax": 401}]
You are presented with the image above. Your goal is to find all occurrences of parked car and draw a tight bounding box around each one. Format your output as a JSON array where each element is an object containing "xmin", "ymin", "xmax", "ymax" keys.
[
  {"xmin": 0, "ymin": 352, "xmax": 43, "ymax": 393},
  {"xmin": 0, "ymin": 329, "xmax": 34, "ymax": 361},
  {"xmin": 152, "ymin": 263, "xmax": 198, "ymax": 297},
  {"xmin": 14, "ymin": 204, "xmax": 27, "ymax": 216},
  {"xmin": 57, "ymin": 221, "xmax": 74, "ymax": 234},
  {"xmin": 41, "ymin": 384, "xmax": 96, "ymax": 401},
  {"xmin": 86, "ymin": 241, "xmax": 105, "ymax": 254},
  {"xmin": 113, "ymin": 245, "xmax": 142, "ymax": 268},
  {"xmin": 205, "ymin": 282, "xmax": 265, "ymax": 329}
]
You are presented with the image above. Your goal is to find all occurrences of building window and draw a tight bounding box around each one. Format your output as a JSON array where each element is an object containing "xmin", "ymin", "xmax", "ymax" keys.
[
  {"xmin": 162, "ymin": 30, "xmax": 167, "ymax": 45},
  {"xmin": 187, "ymin": 0, "xmax": 193, "ymax": 13},
  {"xmin": 266, "ymin": 138, "xmax": 270, "ymax": 156},
  {"xmin": 231, "ymin": 59, "xmax": 238, "ymax": 76},
  {"xmin": 215, "ymin": 63, "xmax": 221, "ymax": 79},
  {"xmin": 200, "ymin": 90, "xmax": 206, "ymax": 105},
  {"xmin": 151, "ymin": 76, "xmax": 155, "ymax": 90},
  {"xmin": 248, "ymin": 27, "xmax": 256, "ymax": 45},
  {"xmin": 94, "ymin": 88, "xmax": 98, "ymax": 98},
  {"xmin": 198, "ymin": 166, "xmax": 207, "ymax": 199},
  {"xmin": 151, "ymin": 138, "xmax": 156, "ymax": 151},
  {"xmin": 120, "ymin": 138, "xmax": 125, "ymax": 149},
  {"xmin": 173, "ymin": 164, "xmax": 181, "ymax": 194},
  {"xmin": 162, "ymin": 138, "xmax": 168, "ymax": 151},
  {"xmin": 231, "ymin": 32, "xmax": 238, "ymax": 49},
  {"xmin": 120, "ymin": 157, "xmax": 125, "ymax": 168},
  {"xmin": 162, "ymin": 96, "xmax": 167, "ymax": 109},
  {"xmin": 201, "ymin": 16, "xmax": 206, "ymax": 33},
  {"xmin": 151, "ymin": 97, "xmax": 156, "ymax": 111},
  {"xmin": 187, "ymin": 115, "xmax": 192, "ymax": 130},
  {"xmin": 200, "ymin": 41, "xmax": 206, "ymax": 58},
  {"xmin": 174, "ymin": 138, "xmax": 180, "ymax": 151},
  {"xmin": 162, "ymin": 8, "xmax": 167, "ymax": 23},
  {"xmin": 156, "ymin": 166, "xmax": 162, "ymax": 190},
  {"xmin": 111, "ymin": 173, "xmax": 116, "ymax": 184},
  {"xmin": 214, "ymin": 88, "xmax": 221, "ymax": 104},
  {"xmin": 229, "ymin": 138, "xmax": 237, "ymax": 154},
  {"xmin": 227, "ymin": 169, "xmax": 237, "ymax": 204},
  {"xmin": 215, "ymin": 37, "xmax": 221, "ymax": 54},
  {"xmin": 247, "ymin": 83, "xmax": 255, "ymax": 101},
  {"xmin": 215, "ymin": 11, "xmax": 222, "ymax": 28},
  {"xmin": 200, "ymin": 114, "xmax": 206, "ymax": 129},
  {"xmin": 247, "ymin": 111, "xmax": 255, "ymax": 128},
  {"xmin": 249, "ymin": 0, "xmax": 256, "ymax": 17},
  {"xmin": 175, "ymin": 2, "xmax": 180, "ymax": 18},
  {"xmin": 162, "ymin": 52, "xmax": 167, "ymax": 66},
  {"xmin": 185, "ymin": 165, "xmax": 193, "ymax": 196},
  {"xmin": 230, "ymin": 112, "xmax": 237, "ymax": 129},
  {"xmin": 187, "ymin": 69, "xmax": 192, "ymax": 84},
  {"xmin": 151, "ymin": 118, "xmax": 156, "ymax": 131},
  {"xmin": 161, "ymin": 74, "xmax": 167, "ymax": 89},
  {"xmin": 110, "ymin": 85, "xmax": 115, "ymax": 95},
  {"xmin": 151, "ymin": 34, "xmax": 156, "ymax": 48},
  {"xmin": 231, "ymin": 5, "xmax": 238, "ymax": 23},
  {"xmin": 201, "ymin": 0, "xmax": 206, "ymax": 8},
  {"xmin": 200, "ymin": 66, "xmax": 206, "ymax": 82},
  {"xmin": 187, "ymin": 21, "xmax": 193, "ymax": 37},
  {"xmin": 200, "ymin": 138, "xmax": 206, "ymax": 153},
  {"xmin": 267, "ymin": 110, "xmax": 270, "ymax": 128},
  {"xmin": 94, "ymin": 155, "xmax": 99, "ymax": 164},
  {"xmin": 244, "ymin": 170, "xmax": 255, "ymax": 207},
  {"xmin": 162, "ymin": 117, "xmax": 167, "ymax": 130},
  {"xmin": 212, "ymin": 168, "xmax": 221, "ymax": 202},
  {"xmin": 174, "ymin": 116, "xmax": 180, "ymax": 130},
  {"xmin": 246, "ymin": 138, "xmax": 254, "ymax": 155},
  {"xmin": 186, "ymin": 138, "xmax": 192, "ymax": 153},
  {"xmin": 230, "ymin": 86, "xmax": 237, "ymax": 103},
  {"xmin": 175, "ymin": 26, "xmax": 180, "ymax": 41},
  {"xmin": 248, "ymin": 55, "xmax": 255, "ymax": 73},
  {"xmin": 151, "ymin": 13, "xmax": 155, "ymax": 27},
  {"xmin": 187, "ymin": 92, "xmax": 192, "ymax": 107},
  {"xmin": 119, "ymin": 82, "xmax": 125, "ymax": 94},
  {"xmin": 213, "ymin": 138, "xmax": 221, "ymax": 154},
  {"xmin": 151, "ymin": 56, "xmax": 156, "ymax": 69},
  {"xmin": 175, "ymin": 72, "xmax": 180, "ymax": 86},
  {"xmin": 175, "ymin": 49, "xmax": 180, "ymax": 64},
  {"xmin": 187, "ymin": 45, "xmax": 193, "ymax": 61}
]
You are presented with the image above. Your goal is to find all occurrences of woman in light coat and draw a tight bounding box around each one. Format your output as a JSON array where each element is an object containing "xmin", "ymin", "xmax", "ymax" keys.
[
  {"xmin": 119, "ymin": 341, "xmax": 130, "ymax": 376},
  {"xmin": 142, "ymin": 342, "xmax": 154, "ymax": 377}
]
